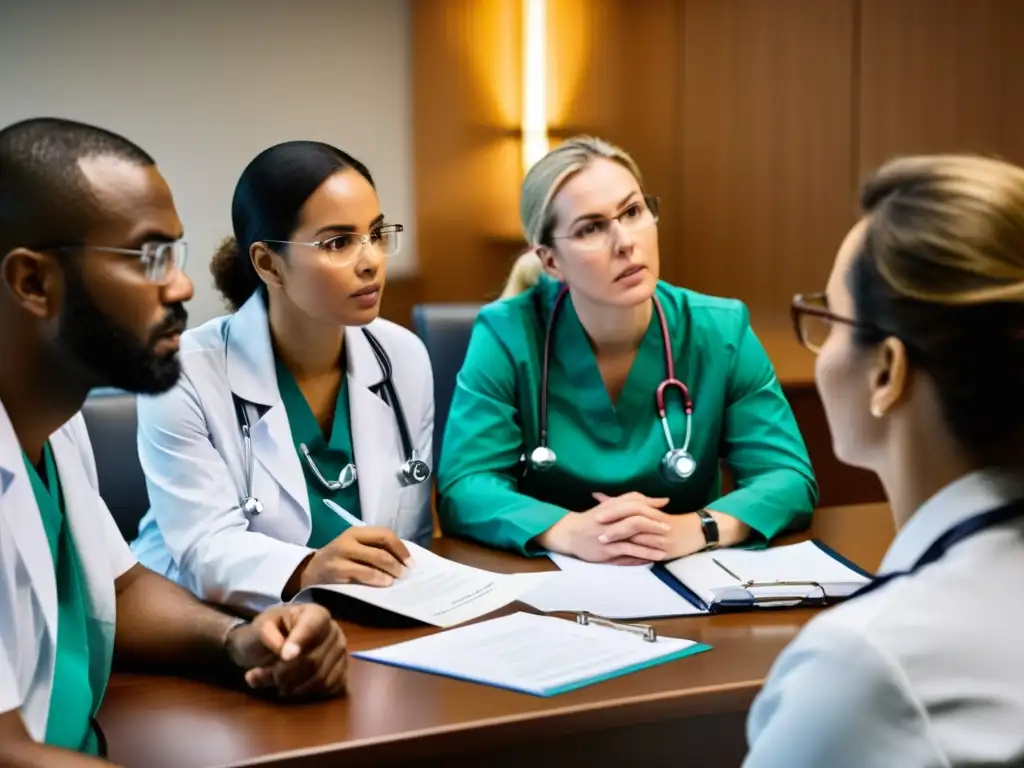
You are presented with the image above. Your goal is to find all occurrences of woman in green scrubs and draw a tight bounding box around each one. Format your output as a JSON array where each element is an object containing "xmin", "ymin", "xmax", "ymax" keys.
[{"xmin": 437, "ymin": 136, "xmax": 817, "ymax": 561}]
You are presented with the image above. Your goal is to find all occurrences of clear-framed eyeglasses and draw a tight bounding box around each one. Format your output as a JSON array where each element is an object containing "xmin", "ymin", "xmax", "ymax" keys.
[
  {"xmin": 40, "ymin": 240, "xmax": 188, "ymax": 284},
  {"xmin": 551, "ymin": 195, "xmax": 660, "ymax": 253},
  {"xmin": 263, "ymin": 224, "xmax": 403, "ymax": 267}
]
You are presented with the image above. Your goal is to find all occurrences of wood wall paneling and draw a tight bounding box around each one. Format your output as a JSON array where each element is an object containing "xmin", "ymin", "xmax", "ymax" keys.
[
  {"xmin": 546, "ymin": 0, "xmax": 683, "ymax": 279},
  {"xmin": 858, "ymin": 0, "xmax": 1024, "ymax": 175},
  {"xmin": 379, "ymin": 275, "xmax": 423, "ymax": 328},
  {"xmin": 412, "ymin": 0, "xmax": 523, "ymax": 306},
  {"xmin": 678, "ymin": 0, "xmax": 857, "ymax": 325}
]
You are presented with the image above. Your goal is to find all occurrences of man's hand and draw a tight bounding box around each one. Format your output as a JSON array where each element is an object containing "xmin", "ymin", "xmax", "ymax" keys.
[{"xmin": 225, "ymin": 604, "xmax": 347, "ymax": 699}]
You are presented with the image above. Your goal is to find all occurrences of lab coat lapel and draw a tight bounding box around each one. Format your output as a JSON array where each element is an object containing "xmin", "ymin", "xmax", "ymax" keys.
[
  {"xmin": 0, "ymin": 401, "xmax": 57, "ymax": 642},
  {"xmin": 251, "ymin": 403, "xmax": 308, "ymax": 514},
  {"xmin": 346, "ymin": 327, "xmax": 399, "ymax": 529},
  {"xmin": 225, "ymin": 294, "xmax": 308, "ymax": 516},
  {"xmin": 49, "ymin": 429, "xmax": 116, "ymax": 626}
]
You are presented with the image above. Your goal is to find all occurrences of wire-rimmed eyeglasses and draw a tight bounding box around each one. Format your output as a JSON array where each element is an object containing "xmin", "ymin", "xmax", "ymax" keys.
[
  {"xmin": 791, "ymin": 292, "xmax": 870, "ymax": 353},
  {"xmin": 36, "ymin": 241, "xmax": 188, "ymax": 284},
  {"xmin": 551, "ymin": 195, "xmax": 660, "ymax": 253},
  {"xmin": 263, "ymin": 224, "xmax": 403, "ymax": 267}
]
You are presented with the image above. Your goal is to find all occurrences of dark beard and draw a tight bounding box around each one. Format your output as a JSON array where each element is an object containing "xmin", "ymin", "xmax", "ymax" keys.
[{"xmin": 55, "ymin": 266, "xmax": 188, "ymax": 395}]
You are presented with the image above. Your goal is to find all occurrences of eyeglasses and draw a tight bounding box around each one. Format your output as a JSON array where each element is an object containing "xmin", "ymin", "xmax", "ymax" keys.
[
  {"xmin": 791, "ymin": 292, "xmax": 868, "ymax": 353},
  {"xmin": 552, "ymin": 196, "xmax": 660, "ymax": 253},
  {"xmin": 263, "ymin": 224, "xmax": 403, "ymax": 267},
  {"xmin": 40, "ymin": 241, "xmax": 188, "ymax": 284}
]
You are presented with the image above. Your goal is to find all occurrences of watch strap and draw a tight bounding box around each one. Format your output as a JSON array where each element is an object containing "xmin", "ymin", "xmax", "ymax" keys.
[{"xmin": 696, "ymin": 508, "xmax": 720, "ymax": 550}]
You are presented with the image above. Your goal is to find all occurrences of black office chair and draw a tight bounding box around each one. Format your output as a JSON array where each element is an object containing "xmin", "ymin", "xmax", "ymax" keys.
[
  {"xmin": 411, "ymin": 303, "xmax": 482, "ymax": 469},
  {"xmin": 80, "ymin": 388, "xmax": 149, "ymax": 542}
]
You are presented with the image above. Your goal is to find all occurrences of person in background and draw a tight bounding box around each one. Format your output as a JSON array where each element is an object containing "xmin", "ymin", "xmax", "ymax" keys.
[
  {"xmin": 132, "ymin": 141, "xmax": 434, "ymax": 613},
  {"xmin": 0, "ymin": 118, "xmax": 347, "ymax": 767},
  {"xmin": 437, "ymin": 136, "xmax": 817, "ymax": 561},
  {"xmin": 745, "ymin": 154, "xmax": 1024, "ymax": 766}
]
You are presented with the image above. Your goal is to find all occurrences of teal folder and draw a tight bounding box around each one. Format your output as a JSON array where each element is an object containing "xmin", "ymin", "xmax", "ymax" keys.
[{"xmin": 352, "ymin": 612, "xmax": 713, "ymax": 697}]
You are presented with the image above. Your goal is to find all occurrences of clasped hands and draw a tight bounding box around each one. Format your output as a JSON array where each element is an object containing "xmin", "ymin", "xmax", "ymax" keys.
[
  {"xmin": 224, "ymin": 603, "xmax": 348, "ymax": 699},
  {"xmin": 540, "ymin": 491, "xmax": 707, "ymax": 565}
]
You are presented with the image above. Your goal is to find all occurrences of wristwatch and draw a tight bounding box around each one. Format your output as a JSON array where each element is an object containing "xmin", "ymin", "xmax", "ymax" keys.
[
  {"xmin": 696, "ymin": 509, "xmax": 720, "ymax": 550},
  {"xmin": 221, "ymin": 616, "xmax": 249, "ymax": 649}
]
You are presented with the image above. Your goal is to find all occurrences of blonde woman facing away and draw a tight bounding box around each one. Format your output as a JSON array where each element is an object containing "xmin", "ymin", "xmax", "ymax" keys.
[
  {"xmin": 745, "ymin": 155, "xmax": 1024, "ymax": 766},
  {"xmin": 437, "ymin": 136, "xmax": 818, "ymax": 562}
]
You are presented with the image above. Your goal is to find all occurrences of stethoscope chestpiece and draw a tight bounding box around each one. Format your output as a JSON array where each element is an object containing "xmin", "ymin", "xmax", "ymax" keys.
[
  {"xmin": 661, "ymin": 449, "xmax": 697, "ymax": 483},
  {"xmin": 529, "ymin": 445, "xmax": 558, "ymax": 471},
  {"xmin": 241, "ymin": 495, "xmax": 264, "ymax": 516},
  {"xmin": 401, "ymin": 459, "xmax": 431, "ymax": 485}
]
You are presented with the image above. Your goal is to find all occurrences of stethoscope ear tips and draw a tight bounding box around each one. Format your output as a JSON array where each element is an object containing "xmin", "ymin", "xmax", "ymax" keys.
[{"xmin": 529, "ymin": 446, "xmax": 558, "ymax": 471}]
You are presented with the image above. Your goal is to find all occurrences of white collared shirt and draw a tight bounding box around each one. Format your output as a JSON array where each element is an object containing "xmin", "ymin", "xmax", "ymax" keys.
[{"xmin": 744, "ymin": 469, "xmax": 1024, "ymax": 768}]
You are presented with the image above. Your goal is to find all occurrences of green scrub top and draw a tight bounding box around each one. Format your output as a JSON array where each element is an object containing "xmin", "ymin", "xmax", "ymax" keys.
[
  {"xmin": 274, "ymin": 356, "xmax": 362, "ymax": 548},
  {"xmin": 22, "ymin": 443, "xmax": 104, "ymax": 755},
  {"xmin": 437, "ymin": 277, "xmax": 818, "ymax": 555}
]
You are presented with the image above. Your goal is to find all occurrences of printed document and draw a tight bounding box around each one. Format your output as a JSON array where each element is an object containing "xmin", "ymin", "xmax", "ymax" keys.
[
  {"xmin": 520, "ymin": 554, "xmax": 705, "ymax": 618},
  {"xmin": 292, "ymin": 542, "xmax": 550, "ymax": 628},
  {"xmin": 353, "ymin": 611, "xmax": 711, "ymax": 696}
]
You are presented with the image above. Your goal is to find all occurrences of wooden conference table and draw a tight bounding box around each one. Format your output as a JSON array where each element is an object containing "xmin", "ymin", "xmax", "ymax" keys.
[{"xmin": 98, "ymin": 503, "xmax": 895, "ymax": 768}]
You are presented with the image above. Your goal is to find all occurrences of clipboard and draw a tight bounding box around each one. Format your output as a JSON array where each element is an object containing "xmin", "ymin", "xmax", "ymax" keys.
[
  {"xmin": 351, "ymin": 611, "xmax": 711, "ymax": 697},
  {"xmin": 650, "ymin": 539, "xmax": 874, "ymax": 613}
]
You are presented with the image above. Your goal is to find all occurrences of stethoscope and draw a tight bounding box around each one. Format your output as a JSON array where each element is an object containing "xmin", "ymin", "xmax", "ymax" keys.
[
  {"xmin": 526, "ymin": 285, "xmax": 697, "ymax": 483},
  {"xmin": 234, "ymin": 327, "xmax": 430, "ymax": 517},
  {"xmin": 850, "ymin": 497, "xmax": 1024, "ymax": 601}
]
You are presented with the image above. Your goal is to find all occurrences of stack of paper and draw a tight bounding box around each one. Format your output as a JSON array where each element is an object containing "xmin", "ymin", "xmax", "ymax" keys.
[
  {"xmin": 353, "ymin": 611, "xmax": 711, "ymax": 696},
  {"xmin": 520, "ymin": 554, "xmax": 705, "ymax": 618},
  {"xmin": 291, "ymin": 542, "xmax": 550, "ymax": 627}
]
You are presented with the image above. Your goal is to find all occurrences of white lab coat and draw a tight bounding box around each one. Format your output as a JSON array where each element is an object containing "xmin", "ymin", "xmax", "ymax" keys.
[
  {"xmin": 745, "ymin": 469, "xmax": 1024, "ymax": 767},
  {"xmin": 131, "ymin": 293, "xmax": 435, "ymax": 612},
  {"xmin": 0, "ymin": 399, "xmax": 136, "ymax": 742}
]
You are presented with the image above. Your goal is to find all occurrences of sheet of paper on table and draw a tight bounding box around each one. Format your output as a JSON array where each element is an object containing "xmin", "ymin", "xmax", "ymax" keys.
[
  {"xmin": 353, "ymin": 611, "xmax": 712, "ymax": 697},
  {"xmin": 291, "ymin": 542, "xmax": 551, "ymax": 628},
  {"xmin": 519, "ymin": 553, "xmax": 707, "ymax": 619}
]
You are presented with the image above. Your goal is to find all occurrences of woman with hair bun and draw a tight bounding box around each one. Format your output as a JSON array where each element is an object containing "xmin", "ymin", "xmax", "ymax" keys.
[
  {"xmin": 745, "ymin": 154, "xmax": 1024, "ymax": 765},
  {"xmin": 437, "ymin": 136, "xmax": 818, "ymax": 560},
  {"xmin": 131, "ymin": 141, "xmax": 434, "ymax": 612}
]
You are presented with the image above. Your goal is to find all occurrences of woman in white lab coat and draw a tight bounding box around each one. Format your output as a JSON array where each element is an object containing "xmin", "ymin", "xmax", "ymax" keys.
[
  {"xmin": 744, "ymin": 155, "xmax": 1024, "ymax": 766},
  {"xmin": 132, "ymin": 141, "xmax": 435, "ymax": 613}
]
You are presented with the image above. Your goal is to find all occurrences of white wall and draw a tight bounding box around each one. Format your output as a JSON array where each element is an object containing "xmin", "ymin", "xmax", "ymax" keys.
[{"xmin": 0, "ymin": 0, "xmax": 414, "ymax": 325}]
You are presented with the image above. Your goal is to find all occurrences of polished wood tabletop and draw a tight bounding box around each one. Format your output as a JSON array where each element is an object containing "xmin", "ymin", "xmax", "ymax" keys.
[{"xmin": 97, "ymin": 503, "xmax": 895, "ymax": 768}]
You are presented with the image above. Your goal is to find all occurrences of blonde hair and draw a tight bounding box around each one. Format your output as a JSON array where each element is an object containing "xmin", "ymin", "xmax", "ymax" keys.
[
  {"xmin": 851, "ymin": 153, "xmax": 1024, "ymax": 459},
  {"xmin": 500, "ymin": 136, "xmax": 644, "ymax": 299},
  {"xmin": 861, "ymin": 154, "xmax": 1024, "ymax": 305}
]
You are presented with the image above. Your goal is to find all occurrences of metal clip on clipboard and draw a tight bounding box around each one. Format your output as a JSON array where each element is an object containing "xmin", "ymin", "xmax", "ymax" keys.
[
  {"xmin": 575, "ymin": 611, "xmax": 658, "ymax": 642},
  {"xmin": 732, "ymin": 580, "xmax": 831, "ymax": 607},
  {"xmin": 710, "ymin": 558, "xmax": 834, "ymax": 608}
]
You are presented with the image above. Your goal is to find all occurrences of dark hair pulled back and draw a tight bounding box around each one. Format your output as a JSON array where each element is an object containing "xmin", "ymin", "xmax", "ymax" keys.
[{"xmin": 210, "ymin": 140, "xmax": 374, "ymax": 311}]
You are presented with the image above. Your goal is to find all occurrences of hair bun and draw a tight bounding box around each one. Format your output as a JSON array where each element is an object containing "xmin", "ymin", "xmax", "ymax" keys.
[{"xmin": 209, "ymin": 235, "xmax": 260, "ymax": 312}]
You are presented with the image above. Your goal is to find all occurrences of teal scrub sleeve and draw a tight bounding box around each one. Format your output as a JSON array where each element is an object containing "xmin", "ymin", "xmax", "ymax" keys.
[
  {"xmin": 710, "ymin": 313, "xmax": 818, "ymax": 540},
  {"xmin": 437, "ymin": 319, "xmax": 568, "ymax": 554}
]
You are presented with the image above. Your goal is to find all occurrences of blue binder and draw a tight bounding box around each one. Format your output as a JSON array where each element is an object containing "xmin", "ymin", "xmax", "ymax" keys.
[{"xmin": 650, "ymin": 539, "xmax": 874, "ymax": 613}]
